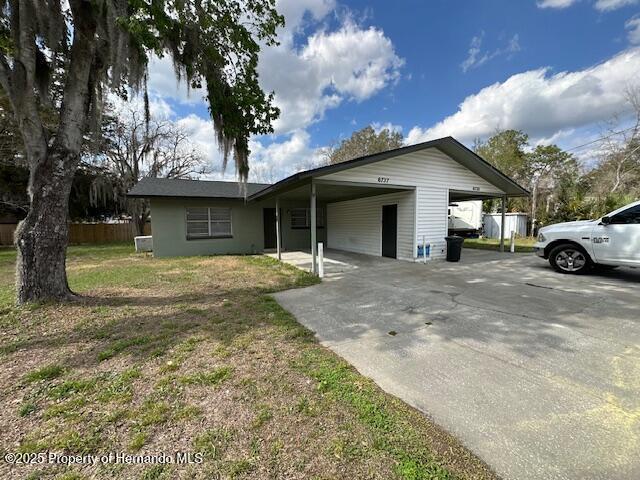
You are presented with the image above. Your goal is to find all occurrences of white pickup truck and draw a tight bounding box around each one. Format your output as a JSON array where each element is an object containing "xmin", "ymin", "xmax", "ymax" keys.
[{"xmin": 534, "ymin": 200, "xmax": 640, "ymax": 274}]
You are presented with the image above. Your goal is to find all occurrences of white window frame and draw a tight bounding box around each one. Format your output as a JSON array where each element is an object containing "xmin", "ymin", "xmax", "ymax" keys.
[{"xmin": 186, "ymin": 207, "xmax": 232, "ymax": 239}]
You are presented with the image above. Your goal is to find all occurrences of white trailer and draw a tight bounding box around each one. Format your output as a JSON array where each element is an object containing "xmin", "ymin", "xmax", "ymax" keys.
[{"xmin": 448, "ymin": 200, "xmax": 483, "ymax": 237}]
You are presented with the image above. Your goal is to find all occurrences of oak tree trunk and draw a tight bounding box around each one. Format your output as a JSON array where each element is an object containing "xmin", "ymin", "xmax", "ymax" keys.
[{"xmin": 15, "ymin": 147, "xmax": 78, "ymax": 303}]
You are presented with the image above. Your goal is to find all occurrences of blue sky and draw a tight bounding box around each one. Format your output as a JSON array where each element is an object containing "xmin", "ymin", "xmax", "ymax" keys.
[{"xmin": 145, "ymin": 0, "xmax": 640, "ymax": 182}]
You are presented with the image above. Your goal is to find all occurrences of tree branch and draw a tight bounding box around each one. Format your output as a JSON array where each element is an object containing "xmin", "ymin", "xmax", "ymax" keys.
[{"xmin": 55, "ymin": 0, "xmax": 97, "ymax": 157}]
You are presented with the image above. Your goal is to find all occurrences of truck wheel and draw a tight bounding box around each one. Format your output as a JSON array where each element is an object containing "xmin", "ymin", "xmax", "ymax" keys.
[{"xmin": 549, "ymin": 244, "xmax": 592, "ymax": 274}]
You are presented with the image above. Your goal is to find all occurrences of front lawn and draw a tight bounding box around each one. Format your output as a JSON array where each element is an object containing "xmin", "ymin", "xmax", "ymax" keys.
[
  {"xmin": 0, "ymin": 245, "xmax": 495, "ymax": 480},
  {"xmin": 463, "ymin": 237, "xmax": 536, "ymax": 253}
]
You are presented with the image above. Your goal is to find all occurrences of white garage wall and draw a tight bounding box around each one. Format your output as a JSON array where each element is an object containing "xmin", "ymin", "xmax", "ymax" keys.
[
  {"xmin": 327, "ymin": 191, "xmax": 415, "ymax": 261},
  {"xmin": 319, "ymin": 147, "xmax": 504, "ymax": 259}
]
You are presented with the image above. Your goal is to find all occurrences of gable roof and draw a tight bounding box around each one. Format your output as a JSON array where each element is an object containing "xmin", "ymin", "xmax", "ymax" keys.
[
  {"xmin": 250, "ymin": 136, "xmax": 529, "ymax": 200},
  {"xmin": 127, "ymin": 178, "xmax": 271, "ymax": 199},
  {"xmin": 127, "ymin": 137, "xmax": 529, "ymax": 202}
]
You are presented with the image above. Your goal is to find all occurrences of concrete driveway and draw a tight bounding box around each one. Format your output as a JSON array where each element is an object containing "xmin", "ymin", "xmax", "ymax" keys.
[{"xmin": 272, "ymin": 249, "xmax": 640, "ymax": 480}]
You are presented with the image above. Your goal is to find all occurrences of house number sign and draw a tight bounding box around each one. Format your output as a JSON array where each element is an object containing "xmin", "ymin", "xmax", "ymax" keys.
[{"xmin": 378, "ymin": 177, "xmax": 390, "ymax": 183}]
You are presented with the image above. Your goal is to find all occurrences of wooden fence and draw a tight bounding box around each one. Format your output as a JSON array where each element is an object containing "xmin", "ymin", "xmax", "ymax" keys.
[{"xmin": 0, "ymin": 222, "xmax": 151, "ymax": 246}]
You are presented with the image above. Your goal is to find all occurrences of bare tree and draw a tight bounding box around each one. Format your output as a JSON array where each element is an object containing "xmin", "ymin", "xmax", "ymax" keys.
[
  {"xmin": 249, "ymin": 162, "xmax": 279, "ymax": 184},
  {"xmin": 96, "ymin": 105, "xmax": 208, "ymax": 235},
  {"xmin": 591, "ymin": 87, "xmax": 640, "ymax": 197}
]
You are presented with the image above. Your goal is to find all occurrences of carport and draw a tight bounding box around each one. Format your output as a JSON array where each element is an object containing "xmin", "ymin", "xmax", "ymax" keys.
[
  {"xmin": 251, "ymin": 177, "xmax": 416, "ymax": 273},
  {"xmin": 449, "ymin": 188, "xmax": 510, "ymax": 248},
  {"xmin": 250, "ymin": 137, "xmax": 528, "ymax": 272}
]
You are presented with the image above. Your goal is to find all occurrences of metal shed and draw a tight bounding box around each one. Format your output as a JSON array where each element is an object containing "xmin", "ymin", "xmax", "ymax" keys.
[{"xmin": 483, "ymin": 212, "xmax": 529, "ymax": 239}]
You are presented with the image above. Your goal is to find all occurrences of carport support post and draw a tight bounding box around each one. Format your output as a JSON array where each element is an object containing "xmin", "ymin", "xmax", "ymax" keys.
[
  {"xmin": 311, "ymin": 181, "xmax": 317, "ymax": 275},
  {"xmin": 500, "ymin": 195, "xmax": 506, "ymax": 252},
  {"xmin": 275, "ymin": 197, "xmax": 281, "ymax": 260}
]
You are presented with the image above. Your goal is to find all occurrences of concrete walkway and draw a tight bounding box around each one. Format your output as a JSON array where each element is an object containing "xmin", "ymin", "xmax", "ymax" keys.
[{"xmin": 272, "ymin": 249, "xmax": 640, "ymax": 480}]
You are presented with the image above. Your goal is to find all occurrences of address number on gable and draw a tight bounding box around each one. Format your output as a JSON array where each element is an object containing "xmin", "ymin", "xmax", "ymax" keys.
[{"xmin": 378, "ymin": 177, "xmax": 390, "ymax": 183}]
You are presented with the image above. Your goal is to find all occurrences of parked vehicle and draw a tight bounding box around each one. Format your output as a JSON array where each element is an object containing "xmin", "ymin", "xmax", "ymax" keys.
[
  {"xmin": 534, "ymin": 200, "xmax": 640, "ymax": 273},
  {"xmin": 448, "ymin": 200, "xmax": 482, "ymax": 237}
]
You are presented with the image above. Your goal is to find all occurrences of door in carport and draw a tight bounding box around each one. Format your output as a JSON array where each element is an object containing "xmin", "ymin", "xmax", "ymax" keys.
[{"xmin": 382, "ymin": 204, "xmax": 397, "ymax": 259}]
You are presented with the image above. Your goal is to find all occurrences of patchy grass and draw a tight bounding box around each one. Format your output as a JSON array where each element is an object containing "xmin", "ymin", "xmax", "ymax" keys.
[
  {"xmin": 0, "ymin": 245, "xmax": 496, "ymax": 479},
  {"xmin": 463, "ymin": 236, "xmax": 536, "ymax": 252},
  {"xmin": 179, "ymin": 366, "xmax": 231, "ymax": 386},
  {"xmin": 24, "ymin": 364, "xmax": 65, "ymax": 382}
]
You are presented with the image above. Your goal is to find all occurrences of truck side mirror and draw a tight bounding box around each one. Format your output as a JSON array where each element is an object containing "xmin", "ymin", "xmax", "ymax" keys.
[{"xmin": 600, "ymin": 216, "xmax": 611, "ymax": 225}]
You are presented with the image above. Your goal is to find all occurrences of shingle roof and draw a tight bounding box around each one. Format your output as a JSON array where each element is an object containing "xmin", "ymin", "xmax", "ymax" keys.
[
  {"xmin": 128, "ymin": 137, "xmax": 529, "ymax": 202},
  {"xmin": 127, "ymin": 178, "xmax": 271, "ymax": 199}
]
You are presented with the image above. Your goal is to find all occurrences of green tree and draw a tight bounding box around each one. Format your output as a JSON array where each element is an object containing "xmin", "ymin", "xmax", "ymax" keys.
[
  {"xmin": 475, "ymin": 130, "xmax": 580, "ymax": 231},
  {"xmin": 475, "ymin": 130, "xmax": 530, "ymax": 181},
  {"xmin": 474, "ymin": 130, "xmax": 530, "ymax": 214},
  {"xmin": 324, "ymin": 126, "xmax": 404, "ymax": 165},
  {"xmin": 525, "ymin": 144, "xmax": 579, "ymax": 231},
  {"xmin": 0, "ymin": 0, "xmax": 283, "ymax": 304}
]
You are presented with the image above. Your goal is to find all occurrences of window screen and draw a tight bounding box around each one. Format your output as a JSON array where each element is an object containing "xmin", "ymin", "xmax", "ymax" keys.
[
  {"xmin": 291, "ymin": 208, "xmax": 308, "ymax": 228},
  {"xmin": 186, "ymin": 207, "xmax": 232, "ymax": 238},
  {"xmin": 290, "ymin": 208, "xmax": 324, "ymax": 228}
]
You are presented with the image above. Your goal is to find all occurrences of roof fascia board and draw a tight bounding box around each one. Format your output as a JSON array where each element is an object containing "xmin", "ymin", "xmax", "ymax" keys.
[
  {"xmin": 127, "ymin": 194, "xmax": 249, "ymax": 201},
  {"xmin": 313, "ymin": 179, "xmax": 415, "ymax": 190}
]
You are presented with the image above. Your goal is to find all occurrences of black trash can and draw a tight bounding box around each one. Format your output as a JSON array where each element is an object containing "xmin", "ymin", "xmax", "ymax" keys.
[{"xmin": 445, "ymin": 236, "xmax": 464, "ymax": 262}]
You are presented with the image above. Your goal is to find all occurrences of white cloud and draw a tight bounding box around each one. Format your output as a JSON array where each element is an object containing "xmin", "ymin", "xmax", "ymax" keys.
[
  {"xmin": 537, "ymin": 0, "xmax": 639, "ymax": 11},
  {"xmin": 461, "ymin": 32, "xmax": 520, "ymax": 73},
  {"xmin": 537, "ymin": 0, "xmax": 579, "ymax": 8},
  {"xmin": 173, "ymin": 114, "xmax": 227, "ymax": 176},
  {"xmin": 461, "ymin": 33, "xmax": 486, "ymax": 73},
  {"xmin": 147, "ymin": 54, "xmax": 207, "ymax": 106},
  {"xmin": 166, "ymin": 113, "xmax": 324, "ymax": 183},
  {"xmin": 276, "ymin": 0, "xmax": 336, "ymax": 41},
  {"xmin": 248, "ymin": 130, "xmax": 325, "ymax": 182},
  {"xmin": 372, "ymin": 122, "xmax": 403, "ymax": 134},
  {"xmin": 594, "ymin": 0, "xmax": 639, "ymax": 11},
  {"xmin": 144, "ymin": 0, "xmax": 403, "ymax": 181},
  {"xmin": 302, "ymin": 22, "xmax": 403, "ymax": 101},
  {"xmin": 407, "ymin": 48, "xmax": 640, "ymax": 145},
  {"xmin": 260, "ymin": 16, "xmax": 403, "ymax": 133},
  {"xmin": 144, "ymin": 1, "xmax": 402, "ymax": 137},
  {"xmin": 626, "ymin": 16, "xmax": 640, "ymax": 44},
  {"xmin": 109, "ymin": 93, "xmax": 176, "ymax": 121}
]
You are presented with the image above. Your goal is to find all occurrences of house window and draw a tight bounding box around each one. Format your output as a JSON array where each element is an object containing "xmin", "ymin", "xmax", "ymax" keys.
[
  {"xmin": 290, "ymin": 208, "xmax": 324, "ymax": 229},
  {"xmin": 291, "ymin": 208, "xmax": 308, "ymax": 229},
  {"xmin": 186, "ymin": 207, "xmax": 232, "ymax": 239}
]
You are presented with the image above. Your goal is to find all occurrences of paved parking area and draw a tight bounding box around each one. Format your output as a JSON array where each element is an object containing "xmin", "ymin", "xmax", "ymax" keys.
[{"xmin": 272, "ymin": 249, "xmax": 640, "ymax": 480}]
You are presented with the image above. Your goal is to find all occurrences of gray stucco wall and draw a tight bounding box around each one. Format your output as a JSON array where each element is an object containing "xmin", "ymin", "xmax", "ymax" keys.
[
  {"xmin": 149, "ymin": 197, "xmax": 326, "ymax": 257},
  {"xmin": 280, "ymin": 203, "xmax": 326, "ymax": 251}
]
